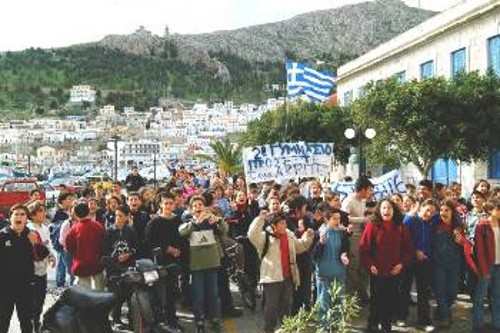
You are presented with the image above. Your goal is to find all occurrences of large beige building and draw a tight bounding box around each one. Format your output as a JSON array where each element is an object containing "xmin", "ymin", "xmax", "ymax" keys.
[{"xmin": 336, "ymin": 0, "xmax": 500, "ymax": 191}]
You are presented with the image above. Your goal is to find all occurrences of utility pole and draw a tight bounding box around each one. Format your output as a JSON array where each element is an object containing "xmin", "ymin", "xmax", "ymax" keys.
[
  {"xmin": 111, "ymin": 134, "xmax": 120, "ymax": 181},
  {"xmin": 153, "ymin": 150, "xmax": 157, "ymax": 188}
]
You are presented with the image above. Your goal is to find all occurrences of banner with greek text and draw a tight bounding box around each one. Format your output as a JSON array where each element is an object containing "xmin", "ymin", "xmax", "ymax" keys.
[
  {"xmin": 243, "ymin": 142, "xmax": 334, "ymax": 183},
  {"xmin": 330, "ymin": 169, "xmax": 407, "ymax": 202}
]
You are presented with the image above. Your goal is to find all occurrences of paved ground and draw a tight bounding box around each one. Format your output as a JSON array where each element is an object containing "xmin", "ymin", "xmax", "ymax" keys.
[{"xmin": 10, "ymin": 286, "xmax": 492, "ymax": 333}]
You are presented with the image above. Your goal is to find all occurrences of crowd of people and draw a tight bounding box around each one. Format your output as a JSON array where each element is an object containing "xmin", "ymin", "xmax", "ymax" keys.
[{"xmin": 1, "ymin": 165, "xmax": 500, "ymax": 333}]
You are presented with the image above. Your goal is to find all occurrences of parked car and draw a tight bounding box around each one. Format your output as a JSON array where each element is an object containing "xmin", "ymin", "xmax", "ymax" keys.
[{"xmin": 0, "ymin": 179, "xmax": 46, "ymax": 217}]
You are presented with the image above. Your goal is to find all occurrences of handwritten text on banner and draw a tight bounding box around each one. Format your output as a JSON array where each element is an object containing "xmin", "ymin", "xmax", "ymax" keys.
[
  {"xmin": 243, "ymin": 142, "xmax": 334, "ymax": 183},
  {"xmin": 330, "ymin": 169, "xmax": 407, "ymax": 202}
]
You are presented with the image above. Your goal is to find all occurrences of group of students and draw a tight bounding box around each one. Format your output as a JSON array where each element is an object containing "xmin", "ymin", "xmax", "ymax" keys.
[
  {"xmin": 1, "ymin": 167, "xmax": 500, "ymax": 333},
  {"xmin": 358, "ymin": 178, "xmax": 500, "ymax": 333}
]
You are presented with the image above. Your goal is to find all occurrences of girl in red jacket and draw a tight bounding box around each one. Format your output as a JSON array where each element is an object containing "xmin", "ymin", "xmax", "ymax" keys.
[
  {"xmin": 472, "ymin": 199, "xmax": 500, "ymax": 331},
  {"xmin": 359, "ymin": 199, "xmax": 413, "ymax": 333}
]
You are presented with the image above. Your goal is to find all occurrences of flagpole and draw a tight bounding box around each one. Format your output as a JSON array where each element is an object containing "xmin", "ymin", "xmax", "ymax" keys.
[
  {"xmin": 283, "ymin": 55, "xmax": 288, "ymax": 141},
  {"xmin": 283, "ymin": 56, "xmax": 288, "ymax": 141}
]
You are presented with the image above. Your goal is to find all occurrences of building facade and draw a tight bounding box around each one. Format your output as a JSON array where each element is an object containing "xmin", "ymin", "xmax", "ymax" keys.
[{"xmin": 336, "ymin": 0, "xmax": 500, "ymax": 191}]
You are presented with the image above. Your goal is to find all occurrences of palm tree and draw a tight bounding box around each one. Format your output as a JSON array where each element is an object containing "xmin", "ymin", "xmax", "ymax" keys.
[{"xmin": 196, "ymin": 138, "xmax": 243, "ymax": 175}]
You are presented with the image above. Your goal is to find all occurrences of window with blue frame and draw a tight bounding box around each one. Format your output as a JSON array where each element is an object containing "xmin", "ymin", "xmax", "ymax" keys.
[
  {"xmin": 490, "ymin": 150, "xmax": 500, "ymax": 179},
  {"xmin": 395, "ymin": 71, "xmax": 406, "ymax": 83},
  {"xmin": 451, "ymin": 48, "xmax": 466, "ymax": 77},
  {"xmin": 488, "ymin": 35, "xmax": 500, "ymax": 76},
  {"xmin": 420, "ymin": 60, "xmax": 435, "ymax": 79},
  {"xmin": 358, "ymin": 85, "xmax": 365, "ymax": 98},
  {"xmin": 343, "ymin": 90, "xmax": 353, "ymax": 105}
]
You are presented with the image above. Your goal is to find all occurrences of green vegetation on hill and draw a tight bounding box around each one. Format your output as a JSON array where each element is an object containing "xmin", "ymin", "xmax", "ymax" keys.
[{"xmin": 0, "ymin": 46, "xmax": 284, "ymax": 115}]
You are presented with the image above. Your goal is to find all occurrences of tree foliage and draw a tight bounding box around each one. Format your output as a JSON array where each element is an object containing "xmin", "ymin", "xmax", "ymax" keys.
[
  {"xmin": 240, "ymin": 102, "xmax": 354, "ymax": 163},
  {"xmin": 350, "ymin": 71, "xmax": 500, "ymax": 177},
  {"xmin": 195, "ymin": 138, "xmax": 243, "ymax": 175},
  {"xmin": 279, "ymin": 280, "xmax": 360, "ymax": 333}
]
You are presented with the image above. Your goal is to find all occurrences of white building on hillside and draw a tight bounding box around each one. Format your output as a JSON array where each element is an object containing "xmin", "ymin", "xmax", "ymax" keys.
[
  {"xmin": 100, "ymin": 105, "xmax": 116, "ymax": 116},
  {"xmin": 336, "ymin": 0, "xmax": 500, "ymax": 191},
  {"xmin": 116, "ymin": 140, "xmax": 161, "ymax": 165},
  {"xmin": 70, "ymin": 85, "xmax": 96, "ymax": 103}
]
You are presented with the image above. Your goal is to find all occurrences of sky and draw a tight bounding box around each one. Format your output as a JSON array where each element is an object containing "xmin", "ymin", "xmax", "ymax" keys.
[{"xmin": 0, "ymin": 0, "xmax": 462, "ymax": 52}]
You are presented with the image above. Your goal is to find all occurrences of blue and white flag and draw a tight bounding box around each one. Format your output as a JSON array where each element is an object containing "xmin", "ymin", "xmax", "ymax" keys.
[{"xmin": 286, "ymin": 61, "xmax": 336, "ymax": 102}]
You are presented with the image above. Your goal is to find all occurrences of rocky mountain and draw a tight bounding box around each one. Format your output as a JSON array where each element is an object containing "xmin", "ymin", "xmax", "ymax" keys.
[{"xmin": 97, "ymin": 0, "xmax": 435, "ymax": 64}]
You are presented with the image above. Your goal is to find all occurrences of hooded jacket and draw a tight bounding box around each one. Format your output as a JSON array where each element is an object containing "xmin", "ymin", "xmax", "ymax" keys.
[{"xmin": 103, "ymin": 224, "xmax": 138, "ymax": 268}]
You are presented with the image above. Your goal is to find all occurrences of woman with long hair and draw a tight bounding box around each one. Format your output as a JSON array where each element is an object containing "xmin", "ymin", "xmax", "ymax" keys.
[
  {"xmin": 432, "ymin": 200, "xmax": 465, "ymax": 328},
  {"xmin": 360, "ymin": 199, "xmax": 413, "ymax": 332}
]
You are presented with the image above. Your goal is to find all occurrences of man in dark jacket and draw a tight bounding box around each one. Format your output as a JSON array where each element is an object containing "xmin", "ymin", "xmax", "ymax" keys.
[
  {"xmin": 0, "ymin": 204, "xmax": 48, "ymax": 333},
  {"xmin": 145, "ymin": 192, "xmax": 182, "ymax": 330},
  {"xmin": 125, "ymin": 166, "xmax": 146, "ymax": 193},
  {"xmin": 128, "ymin": 192, "xmax": 150, "ymax": 258},
  {"xmin": 103, "ymin": 205, "xmax": 138, "ymax": 326}
]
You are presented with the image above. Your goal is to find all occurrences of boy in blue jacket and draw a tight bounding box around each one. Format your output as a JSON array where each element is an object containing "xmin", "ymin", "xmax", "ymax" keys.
[
  {"xmin": 313, "ymin": 207, "xmax": 350, "ymax": 327},
  {"xmin": 404, "ymin": 198, "xmax": 439, "ymax": 331}
]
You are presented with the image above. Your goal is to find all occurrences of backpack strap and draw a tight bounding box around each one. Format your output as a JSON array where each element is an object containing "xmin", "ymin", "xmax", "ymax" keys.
[{"xmin": 261, "ymin": 231, "xmax": 275, "ymax": 259}]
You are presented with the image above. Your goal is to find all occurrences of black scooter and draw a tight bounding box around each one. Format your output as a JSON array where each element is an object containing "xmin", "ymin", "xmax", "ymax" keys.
[{"xmin": 42, "ymin": 253, "xmax": 179, "ymax": 333}]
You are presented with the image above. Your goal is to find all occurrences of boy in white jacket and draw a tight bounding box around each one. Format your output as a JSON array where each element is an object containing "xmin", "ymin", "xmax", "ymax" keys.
[
  {"xmin": 248, "ymin": 211, "xmax": 314, "ymax": 333},
  {"xmin": 27, "ymin": 200, "xmax": 56, "ymax": 333}
]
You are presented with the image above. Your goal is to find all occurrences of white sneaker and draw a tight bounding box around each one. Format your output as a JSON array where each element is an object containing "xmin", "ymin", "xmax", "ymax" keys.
[
  {"xmin": 395, "ymin": 320, "xmax": 406, "ymax": 327},
  {"xmin": 424, "ymin": 325, "xmax": 435, "ymax": 332}
]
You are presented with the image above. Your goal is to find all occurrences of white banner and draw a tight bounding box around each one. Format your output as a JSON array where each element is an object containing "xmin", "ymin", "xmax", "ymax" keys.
[
  {"xmin": 243, "ymin": 142, "xmax": 334, "ymax": 183},
  {"xmin": 330, "ymin": 169, "xmax": 407, "ymax": 202}
]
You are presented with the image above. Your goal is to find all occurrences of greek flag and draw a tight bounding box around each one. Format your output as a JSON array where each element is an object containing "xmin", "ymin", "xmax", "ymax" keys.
[{"xmin": 286, "ymin": 61, "xmax": 336, "ymax": 102}]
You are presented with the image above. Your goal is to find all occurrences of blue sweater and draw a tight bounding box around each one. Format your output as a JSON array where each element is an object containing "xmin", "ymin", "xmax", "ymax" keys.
[
  {"xmin": 313, "ymin": 226, "xmax": 349, "ymax": 278},
  {"xmin": 403, "ymin": 214, "xmax": 438, "ymax": 260}
]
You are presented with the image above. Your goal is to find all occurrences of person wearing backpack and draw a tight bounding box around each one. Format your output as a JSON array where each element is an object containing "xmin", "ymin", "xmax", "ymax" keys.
[
  {"xmin": 49, "ymin": 192, "xmax": 75, "ymax": 287},
  {"xmin": 248, "ymin": 211, "xmax": 314, "ymax": 333},
  {"xmin": 359, "ymin": 199, "xmax": 413, "ymax": 333}
]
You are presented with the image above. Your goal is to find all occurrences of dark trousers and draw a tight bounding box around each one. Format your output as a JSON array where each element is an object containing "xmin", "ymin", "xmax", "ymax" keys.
[
  {"xmin": 433, "ymin": 263, "xmax": 459, "ymax": 321},
  {"xmin": 33, "ymin": 274, "xmax": 47, "ymax": 330},
  {"xmin": 263, "ymin": 279, "xmax": 294, "ymax": 333},
  {"xmin": 293, "ymin": 254, "xmax": 312, "ymax": 314},
  {"xmin": 369, "ymin": 275, "xmax": 401, "ymax": 330},
  {"xmin": 218, "ymin": 260, "xmax": 235, "ymax": 312},
  {"xmin": 398, "ymin": 263, "xmax": 415, "ymax": 320},
  {"xmin": 107, "ymin": 278, "xmax": 132, "ymax": 323},
  {"xmin": 0, "ymin": 283, "xmax": 34, "ymax": 333},
  {"xmin": 242, "ymin": 238, "xmax": 259, "ymax": 288},
  {"xmin": 162, "ymin": 273, "xmax": 179, "ymax": 325},
  {"xmin": 415, "ymin": 261, "xmax": 433, "ymax": 325}
]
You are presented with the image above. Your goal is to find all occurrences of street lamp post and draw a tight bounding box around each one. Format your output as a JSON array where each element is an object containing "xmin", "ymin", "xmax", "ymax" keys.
[
  {"xmin": 344, "ymin": 127, "xmax": 376, "ymax": 179},
  {"xmin": 110, "ymin": 134, "xmax": 120, "ymax": 181},
  {"xmin": 153, "ymin": 150, "xmax": 157, "ymax": 188}
]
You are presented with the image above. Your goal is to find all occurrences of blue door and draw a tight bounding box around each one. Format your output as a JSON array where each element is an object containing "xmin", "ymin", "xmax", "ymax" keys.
[{"xmin": 432, "ymin": 159, "xmax": 458, "ymax": 185}]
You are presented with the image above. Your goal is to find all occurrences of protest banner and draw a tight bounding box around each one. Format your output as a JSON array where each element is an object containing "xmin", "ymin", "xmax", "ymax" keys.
[
  {"xmin": 243, "ymin": 142, "xmax": 334, "ymax": 183},
  {"xmin": 330, "ymin": 169, "xmax": 407, "ymax": 202}
]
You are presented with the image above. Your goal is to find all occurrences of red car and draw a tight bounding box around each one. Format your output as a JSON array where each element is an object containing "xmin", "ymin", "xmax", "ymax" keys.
[{"xmin": 0, "ymin": 179, "xmax": 46, "ymax": 217}]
